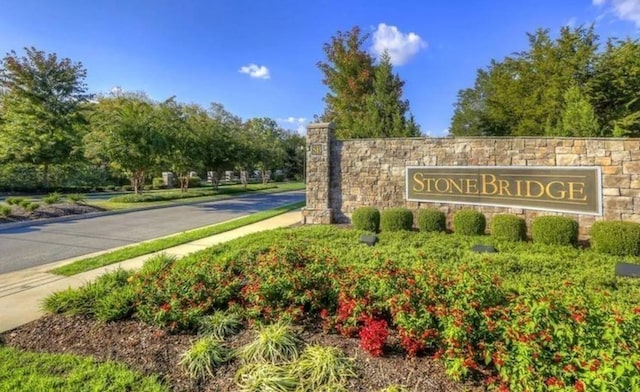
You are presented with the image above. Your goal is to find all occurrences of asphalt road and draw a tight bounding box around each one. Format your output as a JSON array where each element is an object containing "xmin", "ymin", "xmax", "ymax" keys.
[{"xmin": 0, "ymin": 191, "xmax": 304, "ymax": 274}]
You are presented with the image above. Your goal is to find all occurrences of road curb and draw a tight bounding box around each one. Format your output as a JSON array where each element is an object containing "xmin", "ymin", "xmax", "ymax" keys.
[{"xmin": 0, "ymin": 189, "xmax": 304, "ymax": 232}]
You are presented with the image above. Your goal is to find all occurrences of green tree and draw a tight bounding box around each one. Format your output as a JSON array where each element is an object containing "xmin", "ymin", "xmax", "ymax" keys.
[
  {"xmin": 160, "ymin": 99, "xmax": 200, "ymax": 192},
  {"xmin": 559, "ymin": 85, "xmax": 600, "ymax": 137},
  {"xmin": 317, "ymin": 26, "xmax": 376, "ymax": 138},
  {"xmin": 363, "ymin": 51, "xmax": 420, "ymax": 137},
  {"xmin": 450, "ymin": 26, "xmax": 599, "ymax": 137},
  {"xmin": 0, "ymin": 47, "xmax": 91, "ymax": 188},
  {"xmin": 199, "ymin": 103, "xmax": 240, "ymax": 189},
  {"xmin": 84, "ymin": 95, "xmax": 169, "ymax": 194},
  {"xmin": 244, "ymin": 117, "xmax": 286, "ymax": 184},
  {"xmin": 588, "ymin": 38, "xmax": 640, "ymax": 136}
]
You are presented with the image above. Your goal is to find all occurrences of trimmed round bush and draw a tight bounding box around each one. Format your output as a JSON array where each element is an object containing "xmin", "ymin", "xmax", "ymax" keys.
[
  {"xmin": 531, "ymin": 216, "xmax": 578, "ymax": 246},
  {"xmin": 417, "ymin": 209, "xmax": 446, "ymax": 232},
  {"xmin": 352, "ymin": 207, "xmax": 380, "ymax": 232},
  {"xmin": 453, "ymin": 209, "xmax": 486, "ymax": 236},
  {"xmin": 590, "ymin": 221, "xmax": 640, "ymax": 256},
  {"xmin": 188, "ymin": 176, "xmax": 202, "ymax": 188},
  {"xmin": 380, "ymin": 207, "xmax": 413, "ymax": 232},
  {"xmin": 490, "ymin": 214, "xmax": 526, "ymax": 242}
]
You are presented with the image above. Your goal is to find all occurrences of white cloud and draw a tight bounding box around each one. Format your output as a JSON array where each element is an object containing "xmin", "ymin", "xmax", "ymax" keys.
[
  {"xmin": 371, "ymin": 23, "xmax": 427, "ymax": 66},
  {"xmin": 278, "ymin": 117, "xmax": 306, "ymax": 124},
  {"xmin": 593, "ymin": 0, "xmax": 640, "ymax": 26},
  {"xmin": 239, "ymin": 64, "xmax": 270, "ymax": 79}
]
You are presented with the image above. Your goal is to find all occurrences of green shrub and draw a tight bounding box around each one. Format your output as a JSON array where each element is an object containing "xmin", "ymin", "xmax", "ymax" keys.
[
  {"xmin": 351, "ymin": 207, "xmax": 380, "ymax": 232},
  {"xmin": 590, "ymin": 221, "xmax": 640, "ymax": 256},
  {"xmin": 417, "ymin": 209, "xmax": 446, "ymax": 232},
  {"xmin": 453, "ymin": 209, "xmax": 486, "ymax": 236},
  {"xmin": 26, "ymin": 202, "xmax": 40, "ymax": 212},
  {"xmin": 5, "ymin": 197, "xmax": 25, "ymax": 206},
  {"xmin": 43, "ymin": 192, "xmax": 62, "ymax": 205},
  {"xmin": 66, "ymin": 193, "xmax": 86, "ymax": 203},
  {"xmin": 490, "ymin": 214, "xmax": 526, "ymax": 242},
  {"xmin": 531, "ymin": 216, "xmax": 578, "ymax": 246},
  {"xmin": 152, "ymin": 177, "xmax": 166, "ymax": 189},
  {"xmin": 179, "ymin": 336, "xmax": 231, "ymax": 379},
  {"xmin": 188, "ymin": 176, "xmax": 202, "ymax": 188},
  {"xmin": 380, "ymin": 208, "xmax": 413, "ymax": 232},
  {"xmin": 0, "ymin": 204, "xmax": 11, "ymax": 217},
  {"xmin": 18, "ymin": 199, "xmax": 32, "ymax": 209},
  {"xmin": 105, "ymin": 185, "xmax": 116, "ymax": 191},
  {"xmin": 94, "ymin": 285, "xmax": 136, "ymax": 321}
]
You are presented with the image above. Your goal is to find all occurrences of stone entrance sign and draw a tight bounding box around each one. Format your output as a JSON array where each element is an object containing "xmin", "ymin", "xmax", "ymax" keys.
[{"xmin": 406, "ymin": 166, "xmax": 602, "ymax": 215}]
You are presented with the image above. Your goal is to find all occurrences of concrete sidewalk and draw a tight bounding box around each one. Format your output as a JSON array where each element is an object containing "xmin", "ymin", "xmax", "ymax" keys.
[{"xmin": 0, "ymin": 211, "xmax": 301, "ymax": 333}]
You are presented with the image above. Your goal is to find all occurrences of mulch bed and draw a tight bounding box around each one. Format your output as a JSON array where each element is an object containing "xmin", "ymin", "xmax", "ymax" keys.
[
  {"xmin": 0, "ymin": 203, "xmax": 103, "ymax": 224},
  {"xmin": 1, "ymin": 315, "xmax": 484, "ymax": 391}
]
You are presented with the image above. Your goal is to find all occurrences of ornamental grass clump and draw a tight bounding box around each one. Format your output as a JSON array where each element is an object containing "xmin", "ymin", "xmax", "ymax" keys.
[
  {"xmin": 237, "ymin": 321, "xmax": 301, "ymax": 364},
  {"xmin": 179, "ymin": 336, "xmax": 231, "ymax": 379},
  {"xmin": 43, "ymin": 192, "xmax": 61, "ymax": 205},
  {"xmin": 590, "ymin": 221, "xmax": 640, "ymax": 256},
  {"xmin": 490, "ymin": 214, "xmax": 526, "ymax": 242},
  {"xmin": 235, "ymin": 363, "xmax": 297, "ymax": 392},
  {"xmin": 453, "ymin": 209, "xmax": 486, "ymax": 236},
  {"xmin": 199, "ymin": 310, "xmax": 244, "ymax": 339},
  {"xmin": 531, "ymin": 216, "xmax": 578, "ymax": 246},
  {"xmin": 0, "ymin": 204, "xmax": 11, "ymax": 217},
  {"xmin": 417, "ymin": 208, "xmax": 446, "ymax": 232},
  {"xmin": 290, "ymin": 345, "xmax": 356, "ymax": 390},
  {"xmin": 351, "ymin": 207, "xmax": 380, "ymax": 232},
  {"xmin": 380, "ymin": 207, "xmax": 413, "ymax": 232}
]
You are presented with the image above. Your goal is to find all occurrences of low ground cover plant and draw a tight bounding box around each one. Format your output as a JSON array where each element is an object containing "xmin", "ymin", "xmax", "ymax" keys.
[
  {"xmin": 0, "ymin": 346, "xmax": 167, "ymax": 391},
  {"xmin": 44, "ymin": 226, "xmax": 640, "ymax": 390}
]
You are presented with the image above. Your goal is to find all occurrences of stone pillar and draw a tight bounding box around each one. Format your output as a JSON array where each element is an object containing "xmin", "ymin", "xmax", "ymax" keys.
[{"xmin": 302, "ymin": 122, "xmax": 334, "ymax": 224}]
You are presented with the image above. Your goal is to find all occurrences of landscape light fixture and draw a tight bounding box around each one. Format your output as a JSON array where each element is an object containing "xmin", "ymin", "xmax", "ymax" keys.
[
  {"xmin": 359, "ymin": 234, "xmax": 378, "ymax": 247},
  {"xmin": 471, "ymin": 244, "xmax": 497, "ymax": 254},
  {"xmin": 614, "ymin": 262, "xmax": 640, "ymax": 278}
]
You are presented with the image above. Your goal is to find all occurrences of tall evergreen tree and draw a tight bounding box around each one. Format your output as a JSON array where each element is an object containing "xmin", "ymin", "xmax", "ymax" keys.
[
  {"xmin": 363, "ymin": 51, "xmax": 420, "ymax": 137},
  {"xmin": 560, "ymin": 85, "xmax": 600, "ymax": 137},
  {"xmin": 318, "ymin": 27, "xmax": 419, "ymax": 138}
]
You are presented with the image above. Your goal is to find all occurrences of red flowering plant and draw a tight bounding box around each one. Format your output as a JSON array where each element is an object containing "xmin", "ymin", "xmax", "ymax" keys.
[
  {"xmin": 482, "ymin": 287, "xmax": 640, "ymax": 391},
  {"xmin": 133, "ymin": 256, "xmax": 243, "ymax": 332},
  {"xmin": 239, "ymin": 244, "xmax": 338, "ymax": 323},
  {"xmin": 359, "ymin": 317, "xmax": 389, "ymax": 357}
]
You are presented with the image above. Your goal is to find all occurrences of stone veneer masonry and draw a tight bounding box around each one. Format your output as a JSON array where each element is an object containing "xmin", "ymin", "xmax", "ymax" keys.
[{"xmin": 301, "ymin": 123, "xmax": 640, "ymax": 238}]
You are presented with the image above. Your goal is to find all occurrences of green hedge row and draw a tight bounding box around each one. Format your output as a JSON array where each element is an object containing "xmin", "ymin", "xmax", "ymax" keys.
[{"xmin": 351, "ymin": 206, "xmax": 640, "ymax": 256}]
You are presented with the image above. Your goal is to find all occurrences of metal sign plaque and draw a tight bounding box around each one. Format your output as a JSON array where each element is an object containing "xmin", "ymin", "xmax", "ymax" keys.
[{"xmin": 406, "ymin": 166, "xmax": 602, "ymax": 215}]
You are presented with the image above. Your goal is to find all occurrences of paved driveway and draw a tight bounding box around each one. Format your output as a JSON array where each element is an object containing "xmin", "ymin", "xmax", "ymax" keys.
[{"xmin": 0, "ymin": 191, "xmax": 304, "ymax": 274}]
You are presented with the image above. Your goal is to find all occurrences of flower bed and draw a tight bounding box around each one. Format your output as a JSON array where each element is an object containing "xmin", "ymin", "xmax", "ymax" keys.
[{"xmin": 40, "ymin": 226, "xmax": 640, "ymax": 390}]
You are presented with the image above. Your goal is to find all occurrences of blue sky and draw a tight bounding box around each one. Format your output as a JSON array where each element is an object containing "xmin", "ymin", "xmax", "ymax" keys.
[{"xmin": 1, "ymin": 1, "xmax": 639, "ymax": 136}]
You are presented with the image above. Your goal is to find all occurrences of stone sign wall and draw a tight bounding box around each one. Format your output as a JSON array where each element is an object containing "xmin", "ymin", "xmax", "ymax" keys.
[{"xmin": 301, "ymin": 122, "xmax": 640, "ymax": 238}]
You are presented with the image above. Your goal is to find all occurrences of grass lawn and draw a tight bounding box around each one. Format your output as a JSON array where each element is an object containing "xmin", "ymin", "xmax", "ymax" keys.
[
  {"xmin": 89, "ymin": 182, "xmax": 304, "ymax": 210},
  {"xmin": 0, "ymin": 346, "xmax": 167, "ymax": 392},
  {"xmin": 52, "ymin": 200, "xmax": 305, "ymax": 276}
]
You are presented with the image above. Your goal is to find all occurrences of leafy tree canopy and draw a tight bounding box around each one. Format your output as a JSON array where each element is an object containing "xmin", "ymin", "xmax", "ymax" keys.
[{"xmin": 450, "ymin": 26, "xmax": 640, "ymax": 138}]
